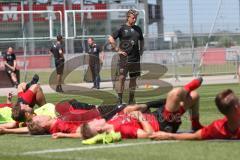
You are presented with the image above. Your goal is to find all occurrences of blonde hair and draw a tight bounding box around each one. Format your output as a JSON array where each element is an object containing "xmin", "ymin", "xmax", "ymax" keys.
[
  {"xmin": 80, "ymin": 123, "xmax": 94, "ymax": 139},
  {"xmin": 126, "ymin": 9, "xmax": 139, "ymax": 21},
  {"xmin": 27, "ymin": 120, "xmax": 48, "ymax": 135}
]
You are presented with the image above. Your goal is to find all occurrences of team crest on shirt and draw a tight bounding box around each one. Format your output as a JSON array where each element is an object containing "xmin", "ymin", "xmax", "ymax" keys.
[
  {"xmin": 124, "ymin": 30, "xmax": 129, "ymax": 34},
  {"xmin": 130, "ymin": 28, "xmax": 134, "ymax": 32},
  {"xmin": 93, "ymin": 47, "xmax": 97, "ymax": 52}
]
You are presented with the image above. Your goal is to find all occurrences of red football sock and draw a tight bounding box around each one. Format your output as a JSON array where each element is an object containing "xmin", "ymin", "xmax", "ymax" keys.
[
  {"xmin": 162, "ymin": 107, "xmax": 186, "ymax": 122},
  {"xmin": 184, "ymin": 77, "xmax": 203, "ymax": 92}
]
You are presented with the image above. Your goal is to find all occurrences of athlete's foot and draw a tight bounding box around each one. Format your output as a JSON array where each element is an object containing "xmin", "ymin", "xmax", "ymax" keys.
[
  {"xmin": 59, "ymin": 85, "xmax": 64, "ymax": 92},
  {"xmin": 56, "ymin": 85, "xmax": 59, "ymax": 92},
  {"xmin": 184, "ymin": 77, "xmax": 203, "ymax": 92},
  {"xmin": 26, "ymin": 74, "xmax": 39, "ymax": 90},
  {"xmin": 57, "ymin": 85, "xmax": 64, "ymax": 92},
  {"xmin": 56, "ymin": 85, "xmax": 63, "ymax": 92},
  {"xmin": 31, "ymin": 74, "xmax": 39, "ymax": 84}
]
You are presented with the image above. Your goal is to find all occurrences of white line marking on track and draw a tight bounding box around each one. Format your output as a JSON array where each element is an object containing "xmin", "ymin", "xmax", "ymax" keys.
[{"xmin": 22, "ymin": 140, "xmax": 179, "ymax": 155}]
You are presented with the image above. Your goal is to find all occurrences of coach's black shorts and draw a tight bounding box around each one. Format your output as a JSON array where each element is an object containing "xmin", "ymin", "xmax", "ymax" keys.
[
  {"xmin": 152, "ymin": 106, "xmax": 182, "ymax": 133},
  {"xmin": 118, "ymin": 57, "xmax": 141, "ymax": 78},
  {"xmin": 55, "ymin": 59, "xmax": 64, "ymax": 74}
]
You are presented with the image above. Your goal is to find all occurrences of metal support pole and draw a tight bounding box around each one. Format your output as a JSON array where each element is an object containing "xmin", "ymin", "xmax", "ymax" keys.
[
  {"xmin": 28, "ymin": 0, "xmax": 35, "ymax": 55},
  {"xmin": 143, "ymin": 0, "xmax": 149, "ymax": 50},
  {"xmin": 21, "ymin": 0, "xmax": 27, "ymax": 81},
  {"xmin": 81, "ymin": 0, "xmax": 86, "ymax": 54},
  {"xmin": 234, "ymin": 54, "xmax": 240, "ymax": 79},
  {"xmin": 188, "ymin": 0, "xmax": 195, "ymax": 76},
  {"xmin": 49, "ymin": 12, "xmax": 53, "ymax": 39}
]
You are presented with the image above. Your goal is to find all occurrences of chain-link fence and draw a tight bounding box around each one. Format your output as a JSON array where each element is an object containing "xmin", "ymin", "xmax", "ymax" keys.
[{"xmin": 0, "ymin": 0, "xmax": 240, "ymax": 84}]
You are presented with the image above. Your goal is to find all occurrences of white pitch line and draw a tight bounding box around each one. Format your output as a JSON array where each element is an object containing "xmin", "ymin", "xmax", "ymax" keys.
[{"xmin": 22, "ymin": 140, "xmax": 179, "ymax": 155}]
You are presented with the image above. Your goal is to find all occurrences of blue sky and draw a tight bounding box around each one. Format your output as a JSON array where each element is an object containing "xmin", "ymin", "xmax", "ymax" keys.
[{"xmin": 163, "ymin": 0, "xmax": 240, "ymax": 33}]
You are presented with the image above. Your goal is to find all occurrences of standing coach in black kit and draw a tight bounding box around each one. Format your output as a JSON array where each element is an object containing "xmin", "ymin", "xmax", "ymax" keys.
[{"xmin": 49, "ymin": 35, "xmax": 65, "ymax": 92}]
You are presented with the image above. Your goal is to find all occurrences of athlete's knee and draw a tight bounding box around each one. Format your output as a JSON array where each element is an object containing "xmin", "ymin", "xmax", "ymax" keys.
[
  {"xmin": 18, "ymin": 82, "xmax": 27, "ymax": 91},
  {"xmin": 167, "ymin": 88, "xmax": 184, "ymax": 99},
  {"xmin": 29, "ymin": 84, "xmax": 40, "ymax": 92},
  {"xmin": 190, "ymin": 91, "xmax": 199, "ymax": 102}
]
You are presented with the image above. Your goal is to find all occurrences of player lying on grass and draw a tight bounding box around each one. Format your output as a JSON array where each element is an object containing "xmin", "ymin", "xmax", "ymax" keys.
[
  {"xmin": 22, "ymin": 98, "xmax": 165, "ymax": 138},
  {"xmin": 0, "ymin": 100, "xmax": 99, "ymax": 134},
  {"xmin": 0, "ymin": 98, "xmax": 149, "ymax": 135},
  {"xmin": 2, "ymin": 77, "xmax": 203, "ymax": 139},
  {"xmin": 25, "ymin": 103, "xmax": 148, "ymax": 138},
  {"xmin": 6, "ymin": 75, "xmax": 94, "ymax": 126},
  {"xmin": 9, "ymin": 73, "xmax": 112, "ymax": 124},
  {"xmin": 0, "ymin": 75, "xmax": 52, "ymax": 133},
  {"xmin": 0, "ymin": 103, "xmax": 57, "ymax": 134},
  {"xmin": 0, "ymin": 101, "xmax": 113, "ymax": 134},
  {"xmin": 11, "ymin": 74, "xmax": 47, "ymax": 122},
  {"xmin": 0, "ymin": 77, "xmax": 48, "ymax": 129},
  {"xmin": 80, "ymin": 77, "xmax": 204, "ymax": 139},
  {"xmin": 150, "ymin": 89, "xmax": 240, "ymax": 140},
  {"xmin": 25, "ymin": 77, "xmax": 203, "ymax": 139}
]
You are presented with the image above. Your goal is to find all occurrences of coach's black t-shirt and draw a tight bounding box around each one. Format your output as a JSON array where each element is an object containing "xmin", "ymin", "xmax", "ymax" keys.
[
  {"xmin": 88, "ymin": 43, "xmax": 102, "ymax": 65},
  {"xmin": 112, "ymin": 24, "xmax": 144, "ymax": 62},
  {"xmin": 50, "ymin": 42, "xmax": 64, "ymax": 61},
  {"xmin": 88, "ymin": 43, "xmax": 102, "ymax": 58},
  {"xmin": 3, "ymin": 52, "xmax": 16, "ymax": 66}
]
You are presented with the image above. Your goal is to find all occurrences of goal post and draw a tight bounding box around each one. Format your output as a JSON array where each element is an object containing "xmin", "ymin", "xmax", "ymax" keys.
[
  {"xmin": 0, "ymin": 10, "xmax": 63, "ymax": 41},
  {"xmin": 64, "ymin": 9, "xmax": 146, "ymax": 40},
  {"xmin": 0, "ymin": 10, "xmax": 63, "ymax": 81}
]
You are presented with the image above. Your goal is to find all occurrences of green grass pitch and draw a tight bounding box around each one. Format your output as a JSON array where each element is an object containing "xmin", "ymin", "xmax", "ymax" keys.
[{"xmin": 0, "ymin": 83, "xmax": 240, "ymax": 160}]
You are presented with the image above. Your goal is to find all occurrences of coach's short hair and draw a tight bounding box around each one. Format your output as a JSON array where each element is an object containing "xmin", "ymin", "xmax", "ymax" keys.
[
  {"xmin": 215, "ymin": 89, "xmax": 239, "ymax": 115},
  {"xmin": 80, "ymin": 123, "xmax": 94, "ymax": 139},
  {"xmin": 126, "ymin": 9, "xmax": 139, "ymax": 19},
  {"xmin": 57, "ymin": 35, "xmax": 63, "ymax": 41}
]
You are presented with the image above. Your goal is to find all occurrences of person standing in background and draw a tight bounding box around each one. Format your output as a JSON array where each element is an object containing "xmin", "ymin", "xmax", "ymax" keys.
[
  {"xmin": 108, "ymin": 9, "xmax": 144, "ymax": 104},
  {"xmin": 3, "ymin": 47, "xmax": 19, "ymax": 88},
  {"xmin": 87, "ymin": 37, "xmax": 104, "ymax": 89},
  {"xmin": 49, "ymin": 35, "xmax": 65, "ymax": 92}
]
